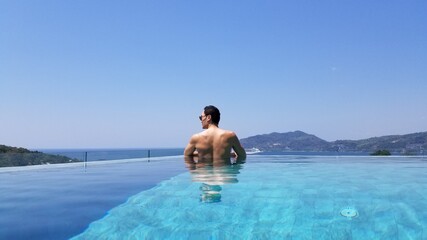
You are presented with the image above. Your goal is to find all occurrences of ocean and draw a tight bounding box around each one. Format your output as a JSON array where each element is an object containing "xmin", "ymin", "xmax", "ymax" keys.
[
  {"xmin": 38, "ymin": 148, "xmax": 373, "ymax": 162},
  {"xmin": 38, "ymin": 148, "xmax": 185, "ymax": 162},
  {"xmin": 37, "ymin": 149, "xmax": 370, "ymax": 163}
]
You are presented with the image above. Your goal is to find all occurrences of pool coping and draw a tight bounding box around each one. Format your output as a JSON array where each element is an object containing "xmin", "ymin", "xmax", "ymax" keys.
[
  {"xmin": 1, "ymin": 154, "xmax": 424, "ymax": 173},
  {"xmin": 0, "ymin": 155, "xmax": 184, "ymax": 173}
]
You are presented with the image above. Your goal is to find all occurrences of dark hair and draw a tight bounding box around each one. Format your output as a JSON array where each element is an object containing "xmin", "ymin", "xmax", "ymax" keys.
[{"xmin": 204, "ymin": 105, "xmax": 220, "ymax": 125}]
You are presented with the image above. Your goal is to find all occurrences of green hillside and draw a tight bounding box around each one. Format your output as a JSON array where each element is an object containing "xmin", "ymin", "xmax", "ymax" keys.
[
  {"xmin": 0, "ymin": 145, "xmax": 80, "ymax": 167},
  {"xmin": 240, "ymin": 131, "xmax": 427, "ymax": 155}
]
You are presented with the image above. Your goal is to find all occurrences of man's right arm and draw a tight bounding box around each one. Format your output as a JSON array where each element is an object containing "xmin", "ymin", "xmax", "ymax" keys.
[{"xmin": 184, "ymin": 135, "xmax": 197, "ymax": 156}]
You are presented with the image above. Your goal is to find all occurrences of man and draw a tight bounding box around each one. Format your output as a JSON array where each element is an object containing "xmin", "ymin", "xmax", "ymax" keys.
[{"xmin": 184, "ymin": 105, "xmax": 246, "ymax": 159}]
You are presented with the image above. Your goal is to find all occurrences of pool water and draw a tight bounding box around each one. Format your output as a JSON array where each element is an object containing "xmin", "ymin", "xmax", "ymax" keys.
[
  {"xmin": 0, "ymin": 157, "xmax": 186, "ymax": 240},
  {"xmin": 72, "ymin": 156, "xmax": 427, "ymax": 239},
  {"xmin": 1, "ymin": 155, "xmax": 427, "ymax": 239}
]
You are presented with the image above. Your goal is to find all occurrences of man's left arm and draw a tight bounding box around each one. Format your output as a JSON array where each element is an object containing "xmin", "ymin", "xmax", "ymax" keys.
[{"xmin": 230, "ymin": 133, "xmax": 246, "ymax": 159}]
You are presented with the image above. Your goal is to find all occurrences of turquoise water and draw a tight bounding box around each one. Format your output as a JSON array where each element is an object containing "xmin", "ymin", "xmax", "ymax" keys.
[{"xmin": 73, "ymin": 156, "xmax": 427, "ymax": 239}]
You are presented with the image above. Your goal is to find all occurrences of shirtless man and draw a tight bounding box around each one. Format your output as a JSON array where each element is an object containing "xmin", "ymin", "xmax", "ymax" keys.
[{"xmin": 184, "ymin": 105, "xmax": 246, "ymax": 159}]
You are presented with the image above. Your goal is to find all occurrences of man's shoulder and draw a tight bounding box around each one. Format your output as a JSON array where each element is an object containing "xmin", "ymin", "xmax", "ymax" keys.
[
  {"xmin": 189, "ymin": 133, "xmax": 201, "ymax": 142},
  {"xmin": 191, "ymin": 132, "xmax": 201, "ymax": 138},
  {"xmin": 191, "ymin": 130, "xmax": 208, "ymax": 139},
  {"xmin": 220, "ymin": 129, "xmax": 237, "ymax": 138}
]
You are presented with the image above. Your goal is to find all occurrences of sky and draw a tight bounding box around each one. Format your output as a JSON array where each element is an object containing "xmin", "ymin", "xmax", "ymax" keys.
[{"xmin": 1, "ymin": 0, "xmax": 426, "ymax": 149}]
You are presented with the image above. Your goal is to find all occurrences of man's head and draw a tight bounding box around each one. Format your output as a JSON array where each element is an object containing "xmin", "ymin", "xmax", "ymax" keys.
[{"xmin": 199, "ymin": 105, "xmax": 220, "ymax": 128}]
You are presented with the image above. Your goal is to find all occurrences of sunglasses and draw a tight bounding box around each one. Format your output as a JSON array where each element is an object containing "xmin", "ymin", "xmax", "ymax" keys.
[{"xmin": 199, "ymin": 115, "xmax": 208, "ymax": 121}]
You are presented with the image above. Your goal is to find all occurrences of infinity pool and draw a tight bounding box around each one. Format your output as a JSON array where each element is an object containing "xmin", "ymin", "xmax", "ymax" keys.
[
  {"xmin": 0, "ymin": 157, "xmax": 186, "ymax": 240},
  {"xmin": 1, "ymin": 155, "xmax": 427, "ymax": 239}
]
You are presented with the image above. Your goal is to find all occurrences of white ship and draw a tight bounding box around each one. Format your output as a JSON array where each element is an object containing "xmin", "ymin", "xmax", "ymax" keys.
[{"xmin": 245, "ymin": 147, "xmax": 262, "ymax": 154}]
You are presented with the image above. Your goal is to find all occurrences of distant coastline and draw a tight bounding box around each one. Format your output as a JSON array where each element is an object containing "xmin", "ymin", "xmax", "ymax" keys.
[
  {"xmin": 240, "ymin": 131, "xmax": 427, "ymax": 155},
  {"xmin": 0, "ymin": 145, "xmax": 80, "ymax": 167},
  {"xmin": 2, "ymin": 130, "xmax": 426, "ymax": 167},
  {"xmin": 1, "ymin": 147, "xmax": 185, "ymax": 168}
]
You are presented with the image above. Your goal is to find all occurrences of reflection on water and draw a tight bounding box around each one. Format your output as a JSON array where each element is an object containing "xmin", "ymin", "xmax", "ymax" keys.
[{"xmin": 184, "ymin": 156, "xmax": 245, "ymax": 203}]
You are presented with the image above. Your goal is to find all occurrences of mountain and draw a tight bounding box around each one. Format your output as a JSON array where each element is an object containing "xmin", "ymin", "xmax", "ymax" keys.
[
  {"xmin": 240, "ymin": 131, "xmax": 427, "ymax": 154},
  {"xmin": 241, "ymin": 131, "xmax": 330, "ymax": 152},
  {"xmin": 0, "ymin": 144, "xmax": 80, "ymax": 167}
]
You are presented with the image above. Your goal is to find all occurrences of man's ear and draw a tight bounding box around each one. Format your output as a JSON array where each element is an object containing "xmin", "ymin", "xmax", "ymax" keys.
[{"xmin": 206, "ymin": 115, "xmax": 212, "ymax": 122}]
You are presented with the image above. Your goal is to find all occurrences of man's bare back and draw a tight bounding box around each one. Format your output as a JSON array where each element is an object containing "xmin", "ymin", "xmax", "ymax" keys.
[{"xmin": 184, "ymin": 106, "xmax": 246, "ymax": 159}]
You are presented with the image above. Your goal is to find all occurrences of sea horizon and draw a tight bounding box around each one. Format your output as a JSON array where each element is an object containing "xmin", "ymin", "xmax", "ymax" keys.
[{"xmin": 36, "ymin": 148, "xmax": 185, "ymax": 162}]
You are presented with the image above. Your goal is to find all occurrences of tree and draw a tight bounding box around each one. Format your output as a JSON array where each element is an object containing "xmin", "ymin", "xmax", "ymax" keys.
[{"xmin": 370, "ymin": 149, "xmax": 391, "ymax": 156}]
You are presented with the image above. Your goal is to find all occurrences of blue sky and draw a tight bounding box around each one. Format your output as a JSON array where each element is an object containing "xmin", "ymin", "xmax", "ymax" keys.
[{"xmin": 1, "ymin": 1, "xmax": 426, "ymax": 149}]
